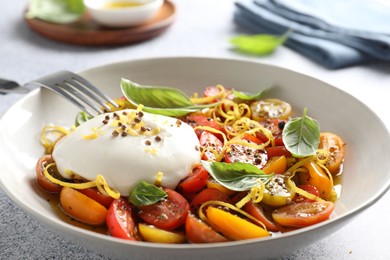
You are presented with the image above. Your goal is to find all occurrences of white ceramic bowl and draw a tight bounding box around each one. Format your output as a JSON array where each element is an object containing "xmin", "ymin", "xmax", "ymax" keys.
[
  {"xmin": 84, "ymin": 0, "xmax": 164, "ymax": 27},
  {"xmin": 0, "ymin": 57, "xmax": 389, "ymax": 260}
]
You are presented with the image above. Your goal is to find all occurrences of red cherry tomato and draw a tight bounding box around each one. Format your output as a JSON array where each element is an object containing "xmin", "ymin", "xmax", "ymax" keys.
[
  {"xmin": 224, "ymin": 142, "xmax": 268, "ymax": 169},
  {"xmin": 243, "ymin": 202, "xmax": 280, "ymax": 232},
  {"xmin": 265, "ymin": 146, "xmax": 291, "ymax": 158},
  {"xmin": 79, "ymin": 187, "xmax": 114, "ymax": 208},
  {"xmin": 190, "ymin": 188, "xmax": 230, "ymax": 215},
  {"xmin": 136, "ymin": 188, "xmax": 189, "ymax": 231},
  {"xmin": 185, "ymin": 214, "xmax": 228, "ymax": 243},
  {"xmin": 199, "ymin": 131, "xmax": 224, "ymax": 161},
  {"xmin": 177, "ymin": 165, "xmax": 209, "ymax": 194},
  {"xmin": 106, "ymin": 198, "xmax": 138, "ymax": 240},
  {"xmin": 272, "ymin": 201, "xmax": 334, "ymax": 228},
  {"xmin": 256, "ymin": 119, "xmax": 287, "ymax": 146},
  {"xmin": 293, "ymin": 184, "xmax": 320, "ymax": 203},
  {"xmin": 36, "ymin": 154, "xmax": 62, "ymax": 193},
  {"xmin": 184, "ymin": 114, "xmax": 224, "ymax": 140}
]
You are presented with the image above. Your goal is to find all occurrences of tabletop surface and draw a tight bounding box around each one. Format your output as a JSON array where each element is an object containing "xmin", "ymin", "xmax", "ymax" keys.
[{"xmin": 1, "ymin": 1, "xmax": 389, "ymax": 259}]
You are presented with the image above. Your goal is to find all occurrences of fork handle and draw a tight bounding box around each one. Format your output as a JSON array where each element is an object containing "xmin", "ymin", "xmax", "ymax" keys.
[{"xmin": 0, "ymin": 78, "xmax": 29, "ymax": 94}]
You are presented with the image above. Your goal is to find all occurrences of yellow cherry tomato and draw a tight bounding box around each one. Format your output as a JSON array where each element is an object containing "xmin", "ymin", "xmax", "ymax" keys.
[
  {"xmin": 250, "ymin": 99, "xmax": 292, "ymax": 121},
  {"xmin": 138, "ymin": 223, "xmax": 186, "ymax": 244},
  {"xmin": 262, "ymin": 174, "xmax": 295, "ymax": 207}
]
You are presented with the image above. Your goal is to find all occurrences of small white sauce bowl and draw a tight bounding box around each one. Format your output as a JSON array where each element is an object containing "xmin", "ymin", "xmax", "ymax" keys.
[{"xmin": 84, "ymin": 0, "xmax": 164, "ymax": 27}]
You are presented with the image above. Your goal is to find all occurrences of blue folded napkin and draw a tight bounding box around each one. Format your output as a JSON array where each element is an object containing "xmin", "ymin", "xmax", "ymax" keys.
[{"xmin": 234, "ymin": 0, "xmax": 390, "ymax": 69}]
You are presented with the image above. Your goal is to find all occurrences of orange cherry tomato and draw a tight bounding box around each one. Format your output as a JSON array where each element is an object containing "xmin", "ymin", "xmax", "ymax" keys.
[
  {"xmin": 60, "ymin": 187, "xmax": 107, "ymax": 226},
  {"xmin": 272, "ymin": 201, "xmax": 334, "ymax": 228},
  {"xmin": 262, "ymin": 155, "xmax": 287, "ymax": 174},
  {"xmin": 185, "ymin": 214, "xmax": 228, "ymax": 243},
  {"xmin": 318, "ymin": 132, "xmax": 346, "ymax": 174},
  {"xmin": 300, "ymin": 161, "xmax": 333, "ymax": 201},
  {"xmin": 206, "ymin": 206, "xmax": 269, "ymax": 240},
  {"xmin": 35, "ymin": 154, "xmax": 62, "ymax": 193}
]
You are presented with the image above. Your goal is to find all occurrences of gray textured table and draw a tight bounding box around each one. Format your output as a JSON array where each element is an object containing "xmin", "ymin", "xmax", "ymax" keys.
[{"xmin": 1, "ymin": 1, "xmax": 390, "ymax": 259}]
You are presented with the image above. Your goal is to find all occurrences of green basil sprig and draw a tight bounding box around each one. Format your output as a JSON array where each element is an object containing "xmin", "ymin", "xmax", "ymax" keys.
[
  {"xmin": 232, "ymin": 87, "xmax": 268, "ymax": 101},
  {"xmin": 282, "ymin": 108, "xmax": 320, "ymax": 158},
  {"xmin": 121, "ymin": 79, "xmax": 217, "ymax": 117},
  {"xmin": 201, "ymin": 161, "xmax": 273, "ymax": 191},
  {"xmin": 129, "ymin": 181, "xmax": 167, "ymax": 206},
  {"xmin": 25, "ymin": 0, "xmax": 85, "ymax": 24},
  {"xmin": 229, "ymin": 30, "xmax": 291, "ymax": 56}
]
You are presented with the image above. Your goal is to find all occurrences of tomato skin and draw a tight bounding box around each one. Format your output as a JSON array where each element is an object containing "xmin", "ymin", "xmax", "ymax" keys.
[
  {"xmin": 293, "ymin": 184, "xmax": 320, "ymax": 203},
  {"xmin": 199, "ymin": 131, "xmax": 224, "ymax": 161},
  {"xmin": 243, "ymin": 202, "xmax": 280, "ymax": 232},
  {"xmin": 36, "ymin": 154, "xmax": 62, "ymax": 193},
  {"xmin": 190, "ymin": 188, "xmax": 230, "ymax": 215},
  {"xmin": 79, "ymin": 187, "xmax": 114, "ymax": 208},
  {"xmin": 106, "ymin": 198, "xmax": 138, "ymax": 240},
  {"xmin": 272, "ymin": 201, "xmax": 334, "ymax": 228},
  {"xmin": 136, "ymin": 188, "xmax": 189, "ymax": 231},
  {"xmin": 177, "ymin": 165, "xmax": 209, "ymax": 194},
  {"xmin": 265, "ymin": 146, "xmax": 291, "ymax": 158},
  {"xmin": 185, "ymin": 214, "xmax": 228, "ymax": 243},
  {"xmin": 60, "ymin": 187, "xmax": 107, "ymax": 226},
  {"xmin": 319, "ymin": 132, "xmax": 346, "ymax": 174}
]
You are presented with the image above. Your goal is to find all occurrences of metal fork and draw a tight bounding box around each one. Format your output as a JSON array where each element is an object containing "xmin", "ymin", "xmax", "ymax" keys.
[{"xmin": 25, "ymin": 70, "xmax": 119, "ymax": 116}]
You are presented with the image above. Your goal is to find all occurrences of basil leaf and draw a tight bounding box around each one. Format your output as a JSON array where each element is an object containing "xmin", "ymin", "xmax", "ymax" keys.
[
  {"xmin": 230, "ymin": 30, "xmax": 291, "ymax": 56},
  {"xmin": 282, "ymin": 108, "xmax": 320, "ymax": 158},
  {"xmin": 233, "ymin": 87, "xmax": 268, "ymax": 101},
  {"xmin": 129, "ymin": 181, "xmax": 167, "ymax": 206},
  {"xmin": 75, "ymin": 112, "xmax": 93, "ymax": 126},
  {"xmin": 201, "ymin": 161, "xmax": 273, "ymax": 191},
  {"xmin": 121, "ymin": 79, "xmax": 218, "ymax": 116},
  {"xmin": 26, "ymin": 0, "xmax": 84, "ymax": 24},
  {"xmin": 121, "ymin": 79, "xmax": 193, "ymax": 108}
]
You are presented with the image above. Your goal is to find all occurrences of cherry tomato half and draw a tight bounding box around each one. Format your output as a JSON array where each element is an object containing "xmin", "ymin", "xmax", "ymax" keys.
[
  {"xmin": 60, "ymin": 187, "xmax": 107, "ymax": 226},
  {"xmin": 36, "ymin": 154, "xmax": 62, "ymax": 193},
  {"xmin": 106, "ymin": 198, "xmax": 138, "ymax": 240},
  {"xmin": 293, "ymin": 184, "xmax": 320, "ymax": 203},
  {"xmin": 79, "ymin": 187, "xmax": 114, "ymax": 208},
  {"xmin": 190, "ymin": 188, "xmax": 230, "ymax": 215},
  {"xmin": 243, "ymin": 202, "xmax": 280, "ymax": 232},
  {"xmin": 272, "ymin": 201, "xmax": 334, "ymax": 228},
  {"xmin": 184, "ymin": 114, "xmax": 224, "ymax": 140},
  {"xmin": 136, "ymin": 188, "xmax": 189, "ymax": 231},
  {"xmin": 224, "ymin": 142, "xmax": 268, "ymax": 169},
  {"xmin": 177, "ymin": 165, "xmax": 209, "ymax": 194},
  {"xmin": 250, "ymin": 99, "xmax": 291, "ymax": 121},
  {"xmin": 199, "ymin": 131, "xmax": 224, "ymax": 161},
  {"xmin": 185, "ymin": 214, "xmax": 228, "ymax": 243},
  {"xmin": 318, "ymin": 132, "xmax": 346, "ymax": 174}
]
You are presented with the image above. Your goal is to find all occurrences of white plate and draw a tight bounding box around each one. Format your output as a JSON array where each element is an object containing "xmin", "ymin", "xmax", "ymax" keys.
[{"xmin": 1, "ymin": 57, "xmax": 389, "ymax": 260}]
